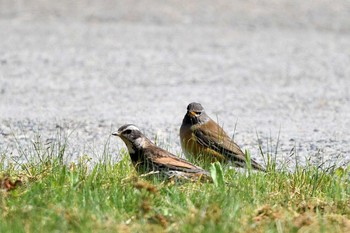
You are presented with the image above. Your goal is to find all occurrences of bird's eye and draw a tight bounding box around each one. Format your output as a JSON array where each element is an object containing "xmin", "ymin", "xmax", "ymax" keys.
[
  {"xmin": 124, "ymin": 129, "xmax": 132, "ymax": 134},
  {"xmin": 195, "ymin": 111, "xmax": 201, "ymax": 115}
]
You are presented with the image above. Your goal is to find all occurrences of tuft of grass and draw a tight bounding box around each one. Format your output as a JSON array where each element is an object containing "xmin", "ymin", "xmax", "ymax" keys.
[{"xmin": 0, "ymin": 137, "xmax": 349, "ymax": 233}]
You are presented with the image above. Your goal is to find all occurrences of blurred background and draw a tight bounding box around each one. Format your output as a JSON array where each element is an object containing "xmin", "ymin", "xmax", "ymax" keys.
[{"xmin": 1, "ymin": 0, "xmax": 349, "ymax": 168}]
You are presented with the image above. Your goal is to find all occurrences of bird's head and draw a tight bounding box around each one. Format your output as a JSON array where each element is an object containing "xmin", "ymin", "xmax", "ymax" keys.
[
  {"xmin": 186, "ymin": 102, "xmax": 209, "ymax": 124},
  {"xmin": 112, "ymin": 124, "xmax": 146, "ymax": 153}
]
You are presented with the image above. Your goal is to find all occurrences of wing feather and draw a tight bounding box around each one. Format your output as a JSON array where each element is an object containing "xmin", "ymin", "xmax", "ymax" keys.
[
  {"xmin": 145, "ymin": 146, "xmax": 208, "ymax": 174},
  {"xmin": 193, "ymin": 122, "xmax": 266, "ymax": 171},
  {"xmin": 194, "ymin": 127, "xmax": 247, "ymax": 163}
]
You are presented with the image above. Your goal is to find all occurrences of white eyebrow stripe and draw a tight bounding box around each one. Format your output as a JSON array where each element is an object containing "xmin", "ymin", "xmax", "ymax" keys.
[{"xmin": 124, "ymin": 125, "xmax": 140, "ymax": 131}]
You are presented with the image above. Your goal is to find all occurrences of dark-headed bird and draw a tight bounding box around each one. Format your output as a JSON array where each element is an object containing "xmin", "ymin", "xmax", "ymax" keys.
[{"xmin": 180, "ymin": 102, "xmax": 266, "ymax": 172}]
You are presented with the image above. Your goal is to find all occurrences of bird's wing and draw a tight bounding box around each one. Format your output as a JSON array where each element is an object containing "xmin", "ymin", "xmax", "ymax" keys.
[
  {"xmin": 148, "ymin": 147, "xmax": 207, "ymax": 173},
  {"xmin": 154, "ymin": 157, "xmax": 197, "ymax": 170},
  {"xmin": 194, "ymin": 123, "xmax": 266, "ymax": 171},
  {"xmin": 193, "ymin": 122, "xmax": 247, "ymax": 165}
]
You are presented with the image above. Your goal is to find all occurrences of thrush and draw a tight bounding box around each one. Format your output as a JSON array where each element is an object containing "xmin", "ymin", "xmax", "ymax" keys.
[
  {"xmin": 180, "ymin": 102, "xmax": 266, "ymax": 172},
  {"xmin": 112, "ymin": 124, "xmax": 211, "ymax": 181}
]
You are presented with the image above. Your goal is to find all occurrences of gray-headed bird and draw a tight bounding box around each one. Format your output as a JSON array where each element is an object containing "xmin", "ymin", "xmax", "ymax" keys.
[{"xmin": 180, "ymin": 102, "xmax": 266, "ymax": 172}]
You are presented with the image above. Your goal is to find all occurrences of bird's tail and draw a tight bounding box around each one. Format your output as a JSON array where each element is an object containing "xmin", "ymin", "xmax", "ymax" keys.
[
  {"xmin": 226, "ymin": 150, "xmax": 267, "ymax": 172},
  {"xmin": 233, "ymin": 158, "xmax": 266, "ymax": 172},
  {"xmin": 250, "ymin": 159, "xmax": 267, "ymax": 172}
]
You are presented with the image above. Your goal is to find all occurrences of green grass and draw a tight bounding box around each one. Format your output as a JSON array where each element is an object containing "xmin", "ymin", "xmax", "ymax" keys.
[{"xmin": 0, "ymin": 139, "xmax": 349, "ymax": 233}]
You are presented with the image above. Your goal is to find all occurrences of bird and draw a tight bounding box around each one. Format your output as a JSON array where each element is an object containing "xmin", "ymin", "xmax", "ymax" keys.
[
  {"xmin": 180, "ymin": 102, "xmax": 266, "ymax": 172},
  {"xmin": 112, "ymin": 124, "xmax": 212, "ymax": 181}
]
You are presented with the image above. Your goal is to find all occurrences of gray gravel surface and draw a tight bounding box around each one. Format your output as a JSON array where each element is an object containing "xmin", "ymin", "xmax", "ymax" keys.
[{"xmin": 1, "ymin": 0, "xmax": 350, "ymax": 169}]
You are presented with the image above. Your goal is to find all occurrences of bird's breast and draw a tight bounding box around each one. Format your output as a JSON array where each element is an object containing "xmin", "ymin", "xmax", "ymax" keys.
[{"xmin": 180, "ymin": 126, "xmax": 203, "ymax": 159}]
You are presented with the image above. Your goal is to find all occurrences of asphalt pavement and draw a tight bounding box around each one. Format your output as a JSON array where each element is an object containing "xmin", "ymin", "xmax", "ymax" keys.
[{"xmin": 1, "ymin": 0, "xmax": 350, "ymax": 169}]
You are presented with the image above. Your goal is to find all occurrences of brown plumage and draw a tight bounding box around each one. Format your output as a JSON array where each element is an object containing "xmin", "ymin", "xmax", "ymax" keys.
[
  {"xmin": 112, "ymin": 124, "xmax": 211, "ymax": 181},
  {"xmin": 180, "ymin": 102, "xmax": 266, "ymax": 172}
]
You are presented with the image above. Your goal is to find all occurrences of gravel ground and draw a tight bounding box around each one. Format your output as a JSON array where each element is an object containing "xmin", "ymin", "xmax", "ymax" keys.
[{"xmin": 1, "ymin": 0, "xmax": 350, "ymax": 169}]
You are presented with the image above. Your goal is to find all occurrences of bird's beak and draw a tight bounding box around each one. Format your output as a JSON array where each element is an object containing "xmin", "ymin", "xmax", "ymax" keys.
[
  {"xmin": 112, "ymin": 131, "xmax": 120, "ymax": 137},
  {"xmin": 189, "ymin": 111, "xmax": 196, "ymax": 117}
]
